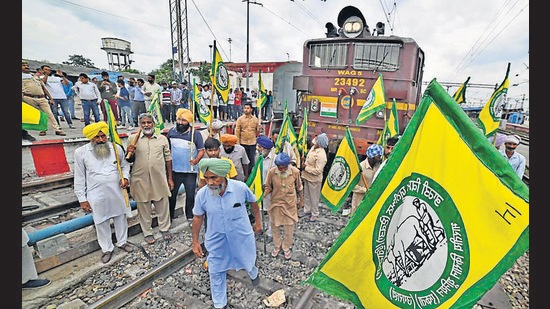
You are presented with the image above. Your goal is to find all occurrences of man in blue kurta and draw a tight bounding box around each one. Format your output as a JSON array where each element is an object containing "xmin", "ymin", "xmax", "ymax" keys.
[{"xmin": 192, "ymin": 158, "xmax": 262, "ymax": 309}]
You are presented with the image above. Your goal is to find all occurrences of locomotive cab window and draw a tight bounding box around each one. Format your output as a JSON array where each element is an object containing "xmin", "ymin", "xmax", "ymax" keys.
[
  {"xmin": 353, "ymin": 43, "xmax": 401, "ymax": 71},
  {"xmin": 308, "ymin": 43, "xmax": 347, "ymax": 69}
]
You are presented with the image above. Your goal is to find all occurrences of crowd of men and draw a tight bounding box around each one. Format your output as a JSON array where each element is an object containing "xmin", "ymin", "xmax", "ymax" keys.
[{"xmin": 22, "ymin": 59, "xmax": 526, "ymax": 308}]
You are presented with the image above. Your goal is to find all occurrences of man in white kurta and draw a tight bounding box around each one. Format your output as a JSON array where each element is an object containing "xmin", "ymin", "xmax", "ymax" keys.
[{"xmin": 73, "ymin": 122, "xmax": 133, "ymax": 263}]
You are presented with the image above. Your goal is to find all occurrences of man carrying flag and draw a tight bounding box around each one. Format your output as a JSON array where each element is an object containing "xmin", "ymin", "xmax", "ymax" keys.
[
  {"xmin": 478, "ymin": 63, "xmax": 510, "ymax": 137},
  {"xmin": 321, "ymin": 128, "xmax": 362, "ymax": 212},
  {"xmin": 305, "ymin": 79, "xmax": 528, "ymax": 309},
  {"xmin": 74, "ymin": 122, "xmax": 134, "ymax": 264},
  {"xmin": 356, "ymin": 73, "xmax": 386, "ymax": 125}
]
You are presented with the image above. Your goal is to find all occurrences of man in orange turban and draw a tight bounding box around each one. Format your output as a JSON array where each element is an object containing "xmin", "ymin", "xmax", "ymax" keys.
[
  {"xmin": 176, "ymin": 108, "xmax": 193, "ymax": 123},
  {"xmin": 220, "ymin": 133, "xmax": 238, "ymax": 146}
]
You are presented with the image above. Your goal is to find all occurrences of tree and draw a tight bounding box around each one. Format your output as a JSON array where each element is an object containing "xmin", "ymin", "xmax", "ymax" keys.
[
  {"xmin": 62, "ymin": 55, "xmax": 97, "ymax": 68},
  {"xmin": 150, "ymin": 59, "xmax": 177, "ymax": 84},
  {"xmin": 189, "ymin": 61, "xmax": 211, "ymax": 85}
]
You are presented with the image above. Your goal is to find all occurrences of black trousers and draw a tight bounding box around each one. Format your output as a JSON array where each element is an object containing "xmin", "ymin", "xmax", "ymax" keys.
[
  {"xmin": 169, "ymin": 172, "xmax": 198, "ymax": 220},
  {"xmin": 242, "ymin": 144, "xmax": 257, "ymax": 175}
]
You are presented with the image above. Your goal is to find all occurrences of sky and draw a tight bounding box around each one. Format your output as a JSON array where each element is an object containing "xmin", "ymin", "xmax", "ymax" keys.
[{"xmin": 22, "ymin": 0, "xmax": 529, "ymax": 110}]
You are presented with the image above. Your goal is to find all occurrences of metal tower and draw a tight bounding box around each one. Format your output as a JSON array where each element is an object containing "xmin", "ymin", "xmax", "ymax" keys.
[{"xmin": 169, "ymin": 0, "xmax": 191, "ymax": 84}]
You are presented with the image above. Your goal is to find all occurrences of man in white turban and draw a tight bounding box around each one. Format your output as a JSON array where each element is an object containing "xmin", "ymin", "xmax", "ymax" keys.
[
  {"xmin": 500, "ymin": 134, "xmax": 526, "ymax": 178},
  {"xmin": 73, "ymin": 123, "xmax": 134, "ymax": 264}
]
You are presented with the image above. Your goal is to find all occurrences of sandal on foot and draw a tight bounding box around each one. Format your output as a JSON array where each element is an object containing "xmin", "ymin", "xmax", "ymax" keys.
[
  {"xmin": 145, "ymin": 235, "xmax": 155, "ymax": 244},
  {"xmin": 284, "ymin": 250, "xmax": 292, "ymax": 260},
  {"xmin": 271, "ymin": 248, "xmax": 280, "ymax": 257}
]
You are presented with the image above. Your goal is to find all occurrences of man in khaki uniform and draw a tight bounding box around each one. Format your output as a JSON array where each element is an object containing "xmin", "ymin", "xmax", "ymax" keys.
[
  {"xmin": 21, "ymin": 59, "xmax": 66, "ymax": 137},
  {"xmin": 235, "ymin": 102, "xmax": 262, "ymax": 175}
]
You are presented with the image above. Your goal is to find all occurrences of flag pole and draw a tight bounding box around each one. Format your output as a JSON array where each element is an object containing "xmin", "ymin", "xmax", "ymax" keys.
[{"xmin": 190, "ymin": 83, "xmax": 196, "ymax": 172}]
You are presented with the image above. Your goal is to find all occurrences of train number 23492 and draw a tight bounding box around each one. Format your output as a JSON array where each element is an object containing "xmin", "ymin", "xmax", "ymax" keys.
[{"xmin": 333, "ymin": 78, "xmax": 365, "ymax": 87}]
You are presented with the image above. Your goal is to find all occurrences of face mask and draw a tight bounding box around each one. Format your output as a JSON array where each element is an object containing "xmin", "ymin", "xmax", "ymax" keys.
[
  {"xmin": 224, "ymin": 146, "xmax": 235, "ymax": 153},
  {"xmin": 176, "ymin": 123, "xmax": 190, "ymax": 133}
]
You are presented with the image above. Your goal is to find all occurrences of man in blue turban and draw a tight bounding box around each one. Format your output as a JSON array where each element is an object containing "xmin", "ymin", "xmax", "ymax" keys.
[{"xmin": 264, "ymin": 152, "xmax": 303, "ymax": 260}]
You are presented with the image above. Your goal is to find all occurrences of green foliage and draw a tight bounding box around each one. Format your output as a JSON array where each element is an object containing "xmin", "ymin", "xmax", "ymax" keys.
[
  {"xmin": 189, "ymin": 61, "xmax": 211, "ymax": 85},
  {"xmin": 150, "ymin": 59, "xmax": 177, "ymax": 84},
  {"xmin": 62, "ymin": 55, "xmax": 97, "ymax": 68},
  {"xmin": 120, "ymin": 68, "xmax": 141, "ymax": 74}
]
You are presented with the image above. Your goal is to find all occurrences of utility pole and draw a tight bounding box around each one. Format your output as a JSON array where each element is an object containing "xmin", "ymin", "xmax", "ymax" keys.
[
  {"xmin": 169, "ymin": 0, "xmax": 191, "ymax": 84},
  {"xmin": 228, "ymin": 38, "xmax": 232, "ymax": 62},
  {"xmin": 243, "ymin": 0, "xmax": 262, "ymax": 89}
]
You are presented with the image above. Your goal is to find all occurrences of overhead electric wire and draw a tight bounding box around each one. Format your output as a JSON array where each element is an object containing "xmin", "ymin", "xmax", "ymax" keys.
[{"xmin": 190, "ymin": 0, "xmax": 230, "ymax": 60}]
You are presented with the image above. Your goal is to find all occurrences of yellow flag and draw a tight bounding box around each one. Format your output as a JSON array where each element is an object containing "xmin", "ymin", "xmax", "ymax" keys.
[
  {"xmin": 452, "ymin": 76, "xmax": 470, "ymax": 104},
  {"xmin": 211, "ymin": 41, "xmax": 230, "ymax": 103},
  {"xmin": 477, "ymin": 63, "xmax": 510, "ymax": 137},
  {"xmin": 22, "ymin": 102, "xmax": 48, "ymax": 131},
  {"xmin": 306, "ymin": 79, "xmax": 529, "ymax": 308},
  {"xmin": 321, "ymin": 128, "xmax": 362, "ymax": 211},
  {"xmin": 246, "ymin": 154, "xmax": 264, "ymax": 204},
  {"xmin": 356, "ymin": 73, "xmax": 386, "ymax": 125},
  {"xmin": 387, "ymin": 98, "xmax": 399, "ymax": 138}
]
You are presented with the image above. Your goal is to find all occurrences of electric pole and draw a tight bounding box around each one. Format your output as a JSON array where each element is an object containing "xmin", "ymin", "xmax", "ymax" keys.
[{"xmin": 169, "ymin": 0, "xmax": 191, "ymax": 84}]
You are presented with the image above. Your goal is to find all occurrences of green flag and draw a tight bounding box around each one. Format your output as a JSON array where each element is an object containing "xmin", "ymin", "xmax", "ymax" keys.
[
  {"xmin": 356, "ymin": 73, "xmax": 386, "ymax": 125},
  {"xmin": 258, "ymin": 70, "xmax": 267, "ymax": 109},
  {"xmin": 452, "ymin": 76, "xmax": 470, "ymax": 104},
  {"xmin": 148, "ymin": 92, "xmax": 165, "ymax": 135},
  {"xmin": 194, "ymin": 79, "xmax": 212, "ymax": 125},
  {"xmin": 477, "ymin": 63, "xmax": 510, "ymax": 137},
  {"xmin": 305, "ymin": 78, "xmax": 528, "ymax": 309}
]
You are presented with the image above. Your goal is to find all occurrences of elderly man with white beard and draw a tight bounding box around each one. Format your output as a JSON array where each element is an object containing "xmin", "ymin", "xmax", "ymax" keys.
[
  {"xmin": 192, "ymin": 158, "xmax": 262, "ymax": 309},
  {"xmin": 73, "ymin": 122, "xmax": 134, "ymax": 264},
  {"xmin": 263, "ymin": 152, "xmax": 303, "ymax": 260}
]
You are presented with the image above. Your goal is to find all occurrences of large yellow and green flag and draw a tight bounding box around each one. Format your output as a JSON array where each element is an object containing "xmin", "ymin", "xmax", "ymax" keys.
[
  {"xmin": 246, "ymin": 154, "xmax": 264, "ymax": 207},
  {"xmin": 477, "ymin": 63, "xmax": 510, "ymax": 137},
  {"xmin": 211, "ymin": 40, "xmax": 230, "ymax": 103},
  {"xmin": 356, "ymin": 73, "xmax": 386, "ymax": 125},
  {"xmin": 387, "ymin": 98, "xmax": 399, "ymax": 138},
  {"xmin": 147, "ymin": 92, "xmax": 165, "ymax": 135},
  {"xmin": 305, "ymin": 79, "xmax": 529, "ymax": 309},
  {"xmin": 321, "ymin": 128, "xmax": 362, "ymax": 211},
  {"xmin": 22, "ymin": 102, "xmax": 48, "ymax": 131},
  {"xmin": 452, "ymin": 76, "xmax": 470, "ymax": 104},
  {"xmin": 194, "ymin": 79, "xmax": 212, "ymax": 125},
  {"xmin": 258, "ymin": 70, "xmax": 268, "ymax": 110}
]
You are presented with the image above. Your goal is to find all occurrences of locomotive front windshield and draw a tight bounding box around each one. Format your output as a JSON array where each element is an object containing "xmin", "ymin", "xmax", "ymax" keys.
[{"xmin": 308, "ymin": 42, "xmax": 401, "ymax": 71}]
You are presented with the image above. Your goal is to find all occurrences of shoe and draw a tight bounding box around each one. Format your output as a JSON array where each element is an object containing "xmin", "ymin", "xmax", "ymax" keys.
[
  {"xmin": 101, "ymin": 251, "xmax": 112, "ymax": 263},
  {"xmin": 145, "ymin": 235, "xmax": 156, "ymax": 244},
  {"xmin": 39, "ymin": 131, "xmax": 46, "ymax": 136},
  {"xmin": 162, "ymin": 231, "xmax": 173, "ymax": 240},
  {"xmin": 116, "ymin": 125, "xmax": 125, "ymax": 129},
  {"xmin": 22, "ymin": 278, "xmax": 51, "ymax": 289},
  {"xmin": 187, "ymin": 218, "xmax": 193, "ymax": 227},
  {"xmin": 298, "ymin": 211, "xmax": 310, "ymax": 218},
  {"xmin": 271, "ymin": 248, "xmax": 280, "ymax": 257},
  {"xmin": 55, "ymin": 131, "xmax": 66, "ymax": 136},
  {"xmin": 60, "ymin": 116, "xmax": 65, "ymax": 122},
  {"xmin": 284, "ymin": 250, "xmax": 292, "ymax": 260},
  {"xmin": 308, "ymin": 215, "xmax": 318, "ymax": 222},
  {"xmin": 23, "ymin": 134, "xmax": 36, "ymax": 142},
  {"xmin": 118, "ymin": 243, "xmax": 134, "ymax": 252},
  {"xmin": 69, "ymin": 124, "xmax": 76, "ymax": 129},
  {"xmin": 127, "ymin": 126, "xmax": 134, "ymax": 130},
  {"xmin": 251, "ymin": 274, "xmax": 261, "ymax": 287},
  {"xmin": 71, "ymin": 117, "xmax": 79, "ymax": 120}
]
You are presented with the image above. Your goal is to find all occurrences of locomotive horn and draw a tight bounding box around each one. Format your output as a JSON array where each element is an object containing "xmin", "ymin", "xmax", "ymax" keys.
[
  {"xmin": 376, "ymin": 22, "xmax": 385, "ymax": 36},
  {"xmin": 325, "ymin": 22, "xmax": 338, "ymax": 38}
]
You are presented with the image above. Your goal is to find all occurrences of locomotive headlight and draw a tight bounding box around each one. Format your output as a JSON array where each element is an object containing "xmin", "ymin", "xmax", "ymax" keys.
[
  {"xmin": 342, "ymin": 16, "xmax": 364, "ymax": 38},
  {"xmin": 310, "ymin": 98, "xmax": 320, "ymax": 112}
]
